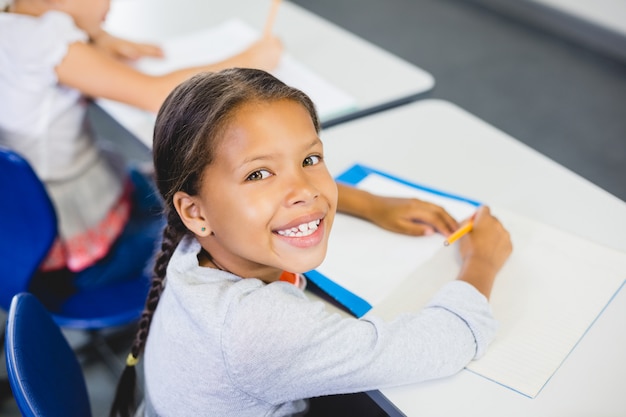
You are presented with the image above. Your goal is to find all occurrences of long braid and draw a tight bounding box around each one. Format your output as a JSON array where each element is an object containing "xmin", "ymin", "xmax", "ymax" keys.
[
  {"xmin": 109, "ymin": 210, "xmax": 187, "ymax": 417},
  {"xmin": 133, "ymin": 211, "xmax": 186, "ymax": 358}
]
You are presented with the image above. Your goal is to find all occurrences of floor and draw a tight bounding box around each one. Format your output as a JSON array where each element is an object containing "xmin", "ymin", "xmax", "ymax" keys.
[{"xmin": 2, "ymin": 0, "xmax": 624, "ymax": 415}]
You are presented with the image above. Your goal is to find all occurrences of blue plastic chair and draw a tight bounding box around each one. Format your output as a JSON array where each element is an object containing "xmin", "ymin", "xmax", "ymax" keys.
[
  {"xmin": 0, "ymin": 146, "xmax": 151, "ymax": 369},
  {"xmin": 0, "ymin": 147, "xmax": 57, "ymax": 313},
  {"xmin": 5, "ymin": 292, "xmax": 93, "ymax": 417}
]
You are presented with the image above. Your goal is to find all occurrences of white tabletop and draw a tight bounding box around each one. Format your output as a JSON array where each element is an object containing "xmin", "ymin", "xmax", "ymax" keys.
[
  {"xmin": 319, "ymin": 99, "xmax": 626, "ymax": 417},
  {"xmin": 100, "ymin": 0, "xmax": 434, "ymax": 145}
]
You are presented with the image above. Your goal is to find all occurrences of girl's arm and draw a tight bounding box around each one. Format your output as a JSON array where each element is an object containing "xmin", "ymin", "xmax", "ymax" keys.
[
  {"xmin": 337, "ymin": 183, "xmax": 459, "ymax": 236},
  {"xmin": 55, "ymin": 36, "xmax": 283, "ymax": 113}
]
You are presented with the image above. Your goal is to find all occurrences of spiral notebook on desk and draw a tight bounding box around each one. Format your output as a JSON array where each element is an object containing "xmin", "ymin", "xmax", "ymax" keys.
[{"xmin": 306, "ymin": 163, "xmax": 626, "ymax": 398}]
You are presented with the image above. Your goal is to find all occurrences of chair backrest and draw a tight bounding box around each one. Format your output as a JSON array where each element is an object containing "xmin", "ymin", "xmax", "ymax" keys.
[
  {"xmin": 5, "ymin": 292, "xmax": 93, "ymax": 417},
  {"xmin": 0, "ymin": 147, "xmax": 57, "ymax": 311}
]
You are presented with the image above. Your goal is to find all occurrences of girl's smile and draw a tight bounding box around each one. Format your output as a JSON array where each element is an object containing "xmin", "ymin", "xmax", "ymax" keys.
[
  {"xmin": 275, "ymin": 218, "xmax": 320, "ymax": 238},
  {"xmin": 274, "ymin": 216, "xmax": 325, "ymax": 248}
]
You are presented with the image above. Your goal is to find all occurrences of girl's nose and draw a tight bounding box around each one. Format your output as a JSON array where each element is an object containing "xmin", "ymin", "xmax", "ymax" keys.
[{"xmin": 285, "ymin": 171, "xmax": 319, "ymax": 206}]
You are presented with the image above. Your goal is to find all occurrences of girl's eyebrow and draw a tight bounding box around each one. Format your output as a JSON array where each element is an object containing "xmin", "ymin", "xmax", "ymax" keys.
[
  {"xmin": 240, "ymin": 137, "xmax": 322, "ymax": 165},
  {"xmin": 306, "ymin": 137, "xmax": 323, "ymax": 149},
  {"xmin": 241, "ymin": 153, "xmax": 274, "ymax": 165}
]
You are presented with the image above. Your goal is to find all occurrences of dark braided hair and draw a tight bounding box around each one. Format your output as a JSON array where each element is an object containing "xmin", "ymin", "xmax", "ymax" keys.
[{"xmin": 110, "ymin": 68, "xmax": 319, "ymax": 417}]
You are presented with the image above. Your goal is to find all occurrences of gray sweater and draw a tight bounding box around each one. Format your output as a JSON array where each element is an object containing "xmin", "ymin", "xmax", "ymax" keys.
[{"xmin": 143, "ymin": 236, "xmax": 497, "ymax": 416}]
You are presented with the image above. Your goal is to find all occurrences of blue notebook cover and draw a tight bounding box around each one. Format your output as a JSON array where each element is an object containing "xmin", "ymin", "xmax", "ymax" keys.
[{"xmin": 304, "ymin": 163, "xmax": 480, "ymax": 317}]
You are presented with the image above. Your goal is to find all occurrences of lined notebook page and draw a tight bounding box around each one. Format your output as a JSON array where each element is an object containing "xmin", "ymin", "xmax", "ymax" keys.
[
  {"xmin": 464, "ymin": 208, "xmax": 626, "ymax": 397},
  {"xmin": 315, "ymin": 165, "xmax": 626, "ymax": 398},
  {"xmin": 98, "ymin": 18, "xmax": 357, "ymax": 143}
]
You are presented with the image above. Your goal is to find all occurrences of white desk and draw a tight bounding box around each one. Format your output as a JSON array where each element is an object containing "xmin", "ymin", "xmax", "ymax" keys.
[
  {"xmin": 319, "ymin": 99, "xmax": 626, "ymax": 417},
  {"xmin": 100, "ymin": 0, "xmax": 434, "ymax": 146}
]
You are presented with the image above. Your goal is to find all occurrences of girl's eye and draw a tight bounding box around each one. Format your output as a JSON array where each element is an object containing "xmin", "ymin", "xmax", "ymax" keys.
[
  {"xmin": 246, "ymin": 169, "xmax": 271, "ymax": 181},
  {"xmin": 303, "ymin": 155, "xmax": 322, "ymax": 167}
]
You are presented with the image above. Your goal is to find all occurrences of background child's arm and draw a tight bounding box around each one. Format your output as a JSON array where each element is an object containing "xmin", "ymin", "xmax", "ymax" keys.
[
  {"xmin": 89, "ymin": 30, "xmax": 164, "ymax": 61},
  {"xmin": 55, "ymin": 36, "xmax": 283, "ymax": 113},
  {"xmin": 336, "ymin": 183, "xmax": 458, "ymax": 236}
]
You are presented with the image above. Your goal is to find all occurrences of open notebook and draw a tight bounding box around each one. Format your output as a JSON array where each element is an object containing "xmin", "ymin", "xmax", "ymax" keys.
[
  {"xmin": 306, "ymin": 164, "xmax": 480, "ymax": 317},
  {"xmin": 97, "ymin": 19, "xmax": 357, "ymax": 146},
  {"xmin": 306, "ymin": 163, "xmax": 626, "ymax": 398}
]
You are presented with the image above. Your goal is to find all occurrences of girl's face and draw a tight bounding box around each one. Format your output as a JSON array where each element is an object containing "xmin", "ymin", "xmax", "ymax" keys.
[{"xmin": 195, "ymin": 99, "xmax": 338, "ymax": 282}]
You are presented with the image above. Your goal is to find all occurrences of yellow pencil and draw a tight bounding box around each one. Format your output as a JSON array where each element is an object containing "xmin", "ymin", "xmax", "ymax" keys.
[
  {"xmin": 264, "ymin": 0, "xmax": 282, "ymax": 37},
  {"xmin": 443, "ymin": 221, "xmax": 474, "ymax": 246}
]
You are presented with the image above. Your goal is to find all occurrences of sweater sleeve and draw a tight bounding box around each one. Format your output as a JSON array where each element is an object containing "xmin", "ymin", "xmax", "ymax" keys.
[
  {"xmin": 221, "ymin": 279, "xmax": 497, "ymax": 405},
  {"xmin": 425, "ymin": 280, "xmax": 497, "ymax": 359}
]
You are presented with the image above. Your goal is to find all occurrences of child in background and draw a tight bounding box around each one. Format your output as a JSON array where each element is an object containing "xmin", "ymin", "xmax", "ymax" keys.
[
  {"xmin": 110, "ymin": 68, "xmax": 512, "ymax": 417},
  {"xmin": 0, "ymin": 0, "xmax": 283, "ymax": 295}
]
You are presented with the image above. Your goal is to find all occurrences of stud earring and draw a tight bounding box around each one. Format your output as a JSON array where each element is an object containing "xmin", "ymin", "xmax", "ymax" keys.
[{"xmin": 201, "ymin": 227, "xmax": 206, "ymax": 232}]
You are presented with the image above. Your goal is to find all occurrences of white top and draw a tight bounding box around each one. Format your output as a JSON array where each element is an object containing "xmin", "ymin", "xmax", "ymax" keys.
[
  {"xmin": 0, "ymin": 10, "xmax": 97, "ymax": 181},
  {"xmin": 0, "ymin": 10, "xmax": 126, "ymax": 267},
  {"xmin": 143, "ymin": 236, "xmax": 497, "ymax": 417}
]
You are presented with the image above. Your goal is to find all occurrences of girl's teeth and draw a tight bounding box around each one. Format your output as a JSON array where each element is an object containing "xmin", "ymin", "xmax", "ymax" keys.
[{"xmin": 277, "ymin": 219, "xmax": 320, "ymax": 237}]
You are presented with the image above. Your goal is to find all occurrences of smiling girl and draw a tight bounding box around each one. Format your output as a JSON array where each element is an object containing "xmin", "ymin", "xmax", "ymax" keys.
[{"xmin": 110, "ymin": 68, "xmax": 512, "ymax": 417}]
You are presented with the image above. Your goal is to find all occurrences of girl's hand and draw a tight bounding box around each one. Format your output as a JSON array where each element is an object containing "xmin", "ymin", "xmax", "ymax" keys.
[
  {"xmin": 366, "ymin": 195, "xmax": 459, "ymax": 236},
  {"xmin": 336, "ymin": 184, "xmax": 458, "ymax": 236},
  {"xmin": 457, "ymin": 206, "xmax": 512, "ymax": 299},
  {"xmin": 91, "ymin": 31, "xmax": 164, "ymax": 61}
]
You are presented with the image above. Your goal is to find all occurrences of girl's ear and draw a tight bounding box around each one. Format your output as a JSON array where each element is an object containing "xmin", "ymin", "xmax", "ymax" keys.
[{"xmin": 173, "ymin": 191, "xmax": 212, "ymax": 237}]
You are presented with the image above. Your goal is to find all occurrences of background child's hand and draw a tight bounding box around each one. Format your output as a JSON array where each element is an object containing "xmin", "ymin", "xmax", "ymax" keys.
[
  {"xmin": 457, "ymin": 206, "xmax": 512, "ymax": 299},
  {"xmin": 91, "ymin": 31, "xmax": 164, "ymax": 61},
  {"xmin": 232, "ymin": 35, "xmax": 284, "ymax": 72}
]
